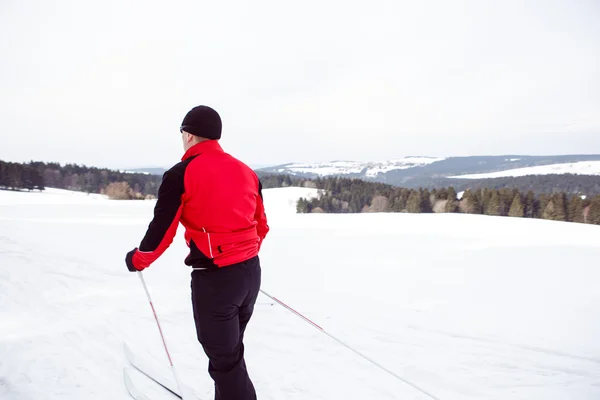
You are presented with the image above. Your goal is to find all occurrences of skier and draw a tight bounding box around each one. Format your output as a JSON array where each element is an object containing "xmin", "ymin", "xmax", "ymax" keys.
[{"xmin": 125, "ymin": 105, "xmax": 269, "ymax": 400}]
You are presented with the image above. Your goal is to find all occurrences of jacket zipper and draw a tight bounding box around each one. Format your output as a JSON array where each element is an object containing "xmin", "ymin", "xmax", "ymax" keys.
[{"xmin": 202, "ymin": 227, "xmax": 214, "ymax": 259}]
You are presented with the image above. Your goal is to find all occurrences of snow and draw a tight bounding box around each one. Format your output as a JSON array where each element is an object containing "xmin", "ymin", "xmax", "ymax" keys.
[
  {"xmin": 284, "ymin": 161, "xmax": 366, "ymax": 176},
  {"xmin": 119, "ymin": 170, "xmax": 151, "ymax": 175},
  {"xmin": 281, "ymin": 157, "xmax": 445, "ymax": 177},
  {"xmin": 259, "ymin": 187, "xmax": 320, "ymax": 217},
  {"xmin": 1, "ymin": 188, "xmax": 600, "ymax": 400},
  {"xmin": 450, "ymin": 161, "xmax": 600, "ymax": 179},
  {"xmin": 364, "ymin": 157, "xmax": 446, "ymax": 177},
  {"xmin": 0, "ymin": 187, "xmax": 108, "ymax": 205}
]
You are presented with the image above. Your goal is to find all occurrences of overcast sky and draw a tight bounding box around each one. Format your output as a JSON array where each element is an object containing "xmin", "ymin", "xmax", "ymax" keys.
[{"xmin": 1, "ymin": 0, "xmax": 599, "ymax": 169}]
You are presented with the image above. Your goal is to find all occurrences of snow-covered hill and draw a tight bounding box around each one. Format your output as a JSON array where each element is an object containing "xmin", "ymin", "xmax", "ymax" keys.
[
  {"xmin": 450, "ymin": 161, "xmax": 600, "ymax": 179},
  {"xmin": 265, "ymin": 157, "xmax": 446, "ymax": 177},
  {"xmin": 1, "ymin": 188, "xmax": 600, "ymax": 399}
]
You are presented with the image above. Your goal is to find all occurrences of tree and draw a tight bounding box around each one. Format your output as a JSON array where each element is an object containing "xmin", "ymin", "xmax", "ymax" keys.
[
  {"xmin": 551, "ymin": 193, "xmax": 568, "ymax": 221},
  {"xmin": 21, "ymin": 166, "xmax": 34, "ymax": 190},
  {"xmin": 542, "ymin": 200, "xmax": 556, "ymax": 220},
  {"xmin": 420, "ymin": 189, "xmax": 433, "ymax": 213},
  {"xmin": 445, "ymin": 199, "xmax": 459, "ymax": 213},
  {"xmin": 435, "ymin": 188, "xmax": 448, "ymax": 200},
  {"xmin": 7, "ymin": 163, "xmax": 22, "ymax": 189},
  {"xmin": 444, "ymin": 187, "xmax": 459, "ymax": 213},
  {"xmin": 508, "ymin": 193, "xmax": 525, "ymax": 218},
  {"xmin": 487, "ymin": 190, "xmax": 501, "ymax": 216},
  {"xmin": 461, "ymin": 189, "xmax": 482, "ymax": 214},
  {"xmin": 536, "ymin": 194, "xmax": 549, "ymax": 219},
  {"xmin": 480, "ymin": 188, "xmax": 492, "ymax": 214},
  {"xmin": 406, "ymin": 190, "xmax": 422, "ymax": 213},
  {"xmin": 369, "ymin": 195, "xmax": 389, "ymax": 212},
  {"xmin": 587, "ymin": 196, "xmax": 600, "ymax": 225},
  {"xmin": 433, "ymin": 200, "xmax": 447, "ymax": 213},
  {"xmin": 568, "ymin": 195, "xmax": 584, "ymax": 223},
  {"xmin": 105, "ymin": 182, "xmax": 133, "ymax": 200},
  {"xmin": 447, "ymin": 187, "xmax": 457, "ymax": 202},
  {"xmin": 498, "ymin": 188, "xmax": 515, "ymax": 216},
  {"xmin": 31, "ymin": 168, "xmax": 44, "ymax": 190},
  {"xmin": 296, "ymin": 198, "xmax": 307, "ymax": 213},
  {"xmin": 0, "ymin": 161, "xmax": 7, "ymax": 187},
  {"xmin": 542, "ymin": 198, "xmax": 567, "ymax": 221},
  {"xmin": 525, "ymin": 191, "xmax": 537, "ymax": 218}
]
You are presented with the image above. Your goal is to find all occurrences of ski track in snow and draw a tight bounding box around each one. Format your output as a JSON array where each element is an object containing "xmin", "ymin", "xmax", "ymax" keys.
[{"xmin": 1, "ymin": 187, "xmax": 600, "ymax": 399}]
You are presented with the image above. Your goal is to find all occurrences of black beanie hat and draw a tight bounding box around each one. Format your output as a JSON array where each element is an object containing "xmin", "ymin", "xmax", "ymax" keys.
[{"xmin": 180, "ymin": 105, "xmax": 222, "ymax": 140}]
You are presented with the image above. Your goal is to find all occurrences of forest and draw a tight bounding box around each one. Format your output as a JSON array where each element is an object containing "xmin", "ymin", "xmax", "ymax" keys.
[{"xmin": 0, "ymin": 160, "xmax": 161, "ymax": 199}]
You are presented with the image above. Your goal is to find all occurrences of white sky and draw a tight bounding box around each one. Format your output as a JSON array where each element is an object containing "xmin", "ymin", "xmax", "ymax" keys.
[{"xmin": 1, "ymin": 0, "xmax": 599, "ymax": 169}]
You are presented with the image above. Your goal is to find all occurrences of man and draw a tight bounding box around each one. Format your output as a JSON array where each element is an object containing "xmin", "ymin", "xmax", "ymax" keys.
[{"xmin": 125, "ymin": 105, "xmax": 269, "ymax": 400}]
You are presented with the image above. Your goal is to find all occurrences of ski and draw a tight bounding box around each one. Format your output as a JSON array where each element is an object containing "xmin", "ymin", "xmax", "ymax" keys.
[
  {"xmin": 123, "ymin": 368, "xmax": 153, "ymax": 400},
  {"xmin": 123, "ymin": 342, "xmax": 200, "ymax": 400}
]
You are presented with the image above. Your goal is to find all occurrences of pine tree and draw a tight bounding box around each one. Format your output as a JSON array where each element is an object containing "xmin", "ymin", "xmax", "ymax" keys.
[
  {"xmin": 420, "ymin": 189, "xmax": 433, "ymax": 213},
  {"xmin": 499, "ymin": 188, "xmax": 514, "ymax": 216},
  {"xmin": 349, "ymin": 194, "xmax": 362, "ymax": 213},
  {"xmin": 369, "ymin": 195, "xmax": 389, "ymax": 212},
  {"xmin": 447, "ymin": 187, "xmax": 457, "ymax": 202},
  {"xmin": 7, "ymin": 163, "xmax": 22, "ymax": 189},
  {"xmin": 551, "ymin": 193, "xmax": 568, "ymax": 221},
  {"xmin": 487, "ymin": 191, "xmax": 501, "ymax": 216},
  {"xmin": 461, "ymin": 189, "xmax": 482, "ymax": 214},
  {"xmin": 481, "ymin": 188, "xmax": 492, "ymax": 214},
  {"xmin": 406, "ymin": 190, "xmax": 422, "ymax": 213},
  {"xmin": 0, "ymin": 161, "xmax": 7, "ymax": 188},
  {"xmin": 21, "ymin": 166, "xmax": 34, "ymax": 190},
  {"xmin": 389, "ymin": 193, "xmax": 402, "ymax": 212},
  {"xmin": 508, "ymin": 193, "xmax": 525, "ymax": 217},
  {"xmin": 587, "ymin": 196, "xmax": 600, "ymax": 225},
  {"xmin": 297, "ymin": 198, "xmax": 309, "ymax": 213},
  {"xmin": 541, "ymin": 197, "xmax": 567, "ymax": 221},
  {"xmin": 444, "ymin": 200, "xmax": 457, "ymax": 213},
  {"xmin": 525, "ymin": 191, "xmax": 537, "ymax": 218},
  {"xmin": 444, "ymin": 187, "xmax": 458, "ymax": 213},
  {"xmin": 435, "ymin": 188, "xmax": 448, "ymax": 201},
  {"xmin": 567, "ymin": 195, "xmax": 584, "ymax": 223},
  {"xmin": 542, "ymin": 200, "xmax": 556, "ymax": 220},
  {"xmin": 536, "ymin": 194, "xmax": 549, "ymax": 218}
]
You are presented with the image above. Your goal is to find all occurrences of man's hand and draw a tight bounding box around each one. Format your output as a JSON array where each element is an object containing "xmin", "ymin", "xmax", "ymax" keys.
[{"xmin": 125, "ymin": 248, "xmax": 141, "ymax": 272}]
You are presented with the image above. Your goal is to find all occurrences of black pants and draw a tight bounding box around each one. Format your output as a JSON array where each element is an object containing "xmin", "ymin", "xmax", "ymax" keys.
[{"xmin": 191, "ymin": 256, "xmax": 261, "ymax": 400}]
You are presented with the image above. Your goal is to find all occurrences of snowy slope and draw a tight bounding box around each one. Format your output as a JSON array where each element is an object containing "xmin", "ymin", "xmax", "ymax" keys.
[
  {"xmin": 450, "ymin": 161, "xmax": 600, "ymax": 179},
  {"xmin": 0, "ymin": 187, "xmax": 108, "ymax": 205},
  {"xmin": 1, "ymin": 188, "xmax": 600, "ymax": 400},
  {"xmin": 270, "ymin": 157, "xmax": 445, "ymax": 177}
]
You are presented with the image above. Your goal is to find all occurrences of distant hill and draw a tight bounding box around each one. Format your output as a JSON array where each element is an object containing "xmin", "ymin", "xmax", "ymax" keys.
[
  {"xmin": 129, "ymin": 164, "xmax": 278, "ymax": 176},
  {"xmin": 257, "ymin": 155, "xmax": 600, "ymax": 188},
  {"xmin": 127, "ymin": 167, "xmax": 168, "ymax": 176},
  {"xmin": 126, "ymin": 155, "xmax": 600, "ymax": 195}
]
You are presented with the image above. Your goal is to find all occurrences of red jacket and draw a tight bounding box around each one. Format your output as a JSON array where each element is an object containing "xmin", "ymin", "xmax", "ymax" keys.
[{"xmin": 130, "ymin": 140, "xmax": 269, "ymax": 270}]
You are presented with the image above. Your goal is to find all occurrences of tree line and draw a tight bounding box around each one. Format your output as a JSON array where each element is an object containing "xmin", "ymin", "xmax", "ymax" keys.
[
  {"xmin": 4, "ymin": 159, "xmax": 600, "ymax": 219},
  {"xmin": 0, "ymin": 160, "xmax": 162, "ymax": 199},
  {"xmin": 432, "ymin": 174, "xmax": 600, "ymax": 197},
  {"xmin": 296, "ymin": 177, "xmax": 600, "ymax": 225}
]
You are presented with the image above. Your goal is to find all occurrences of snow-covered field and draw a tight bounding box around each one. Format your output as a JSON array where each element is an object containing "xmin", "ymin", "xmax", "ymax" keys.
[
  {"xmin": 274, "ymin": 157, "xmax": 445, "ymax": 177},
  {"xmin": 1, "ymin": 187, "xmax": 600, "ymax": 400},
  {"xmin": 450, "ymin": 161, "xmax": 600, "ymax": 179}
]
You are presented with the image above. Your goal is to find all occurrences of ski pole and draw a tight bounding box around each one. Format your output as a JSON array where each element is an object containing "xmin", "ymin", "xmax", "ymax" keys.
[
  {"xmin": 137, "ymin": 271, "xmax": 189, "ymax": 399},
  {"xmin": 259, "ymin": 289, "xmax": 442, "ymax": 400}
]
